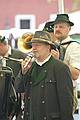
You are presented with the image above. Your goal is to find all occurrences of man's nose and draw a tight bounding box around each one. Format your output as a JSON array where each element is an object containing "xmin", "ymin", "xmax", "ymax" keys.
[{"xmin": 32, "ymin": 45, "xmax": 36, "ymax": 50}]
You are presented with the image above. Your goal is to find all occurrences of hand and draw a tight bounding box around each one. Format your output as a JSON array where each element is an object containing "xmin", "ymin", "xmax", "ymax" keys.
[
  {"xmin": 51, "ymin": 49, "xmax": 60, "ymax": 59},
  {"xmin": 21, "ymin": 57, "xmax": 32, "ymax": 74}
]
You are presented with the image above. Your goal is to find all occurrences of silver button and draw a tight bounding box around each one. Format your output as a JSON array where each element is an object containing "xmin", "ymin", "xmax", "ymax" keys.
[
  {"xmin": 42, "ymin": 100, "xmax": 45, "ymax": 104},
  {"xmin": 30, "ymin": 81, "xmax": 32, "ymax": 84},
  {"xmin": 44, "ymin": 116, "xmax": 47, "ymax": 120},
  {"xmin": 44, "ymin": 70, "xmax": 47, "ymax": 72},
  {"xmin": 28, "ymin": 96, "xmax": 30, "ymax": 100},
  {"xmin": 41, "ymin": 85, "xmax": 44, "ymax": 88},
  {"xmin": 49, "ymin": 80, "xmax": 52, "ymax": 82}
]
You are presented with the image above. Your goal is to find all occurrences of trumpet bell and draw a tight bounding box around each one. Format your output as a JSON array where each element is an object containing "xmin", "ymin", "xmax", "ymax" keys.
[{"xmin": 18, "ymin": 33, "xmax": 33, "ymax": 53}]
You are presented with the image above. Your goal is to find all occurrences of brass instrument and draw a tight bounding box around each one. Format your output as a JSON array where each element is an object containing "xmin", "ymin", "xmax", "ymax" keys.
[
  {"xmin": 17, "ymin": 32, "xmax": 33, "ymax": 53},
  {"xmin": 17, "ymin": 33, "xmax": 34, "ymax": 73},
  {"xmin": 4, "ymin": 56, "xmax": 23, "ymax": 63}
]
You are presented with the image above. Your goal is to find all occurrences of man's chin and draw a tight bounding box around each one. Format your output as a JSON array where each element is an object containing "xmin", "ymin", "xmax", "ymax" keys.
[
  {"xmin": 55, "ymin": 35, "xmax": 62, "ymax": 40},
  {"xmin": 33, "ymin": 52, "xmax": 39, "ymax": 58}
]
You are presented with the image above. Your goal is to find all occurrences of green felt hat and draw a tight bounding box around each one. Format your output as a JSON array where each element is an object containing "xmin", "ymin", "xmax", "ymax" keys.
[{"xmin": 54, "ymin": 14, "xmax": 74, "ymax": 26}]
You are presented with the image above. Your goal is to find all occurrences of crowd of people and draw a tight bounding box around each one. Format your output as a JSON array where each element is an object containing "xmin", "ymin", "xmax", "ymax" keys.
[{"xmin": 0, "ymin": 14, "xmax": 80, "ymax": 120}]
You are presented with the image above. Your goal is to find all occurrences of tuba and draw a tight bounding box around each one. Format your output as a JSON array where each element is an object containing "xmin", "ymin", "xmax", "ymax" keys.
[{"xmin": 17, "ymin": 33, "xmax": 33, "ymax": 53}]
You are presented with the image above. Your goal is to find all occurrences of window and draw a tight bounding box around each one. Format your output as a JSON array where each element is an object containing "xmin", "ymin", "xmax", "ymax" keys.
[
  {"xmin": 15, "ymin": 15, "xmax": 36, "ymax": 30},
  {"xmin": 20, "ymin": 19, "xmax": 30, "ymax": 29}
]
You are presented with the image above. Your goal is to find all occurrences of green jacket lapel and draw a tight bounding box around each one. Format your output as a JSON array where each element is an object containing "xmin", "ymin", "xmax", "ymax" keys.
[{"xmin": 31, "ymin": 62, "xmax": 47, "ymax": 86}]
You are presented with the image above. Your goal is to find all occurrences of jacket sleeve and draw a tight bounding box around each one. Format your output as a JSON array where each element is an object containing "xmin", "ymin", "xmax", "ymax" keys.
[
  {"xmin": 14, "ymin": 70, "xmax": 25, "ymax": 93},
  {"xmin": 55, "ymin": 62, "xmax": 74, "ymax": 120}
]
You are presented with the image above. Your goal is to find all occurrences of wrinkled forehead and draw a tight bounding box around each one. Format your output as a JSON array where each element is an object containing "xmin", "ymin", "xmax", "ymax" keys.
[{"xmin": 54, "ymin": 22, "xmax": 70, "ymax": 27}]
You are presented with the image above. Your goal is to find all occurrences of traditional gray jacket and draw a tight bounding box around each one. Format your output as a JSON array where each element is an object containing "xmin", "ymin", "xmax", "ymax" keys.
[{"xmin": 15, "ymin": 56, "xmax": 74, "ymax": 120}]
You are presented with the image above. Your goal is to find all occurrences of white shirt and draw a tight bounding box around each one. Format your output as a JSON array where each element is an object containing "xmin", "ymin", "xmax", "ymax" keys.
[
  {"xmin": 63, "ymin": 36, "xmax": 80, "ymax": 70},
  {"xmin": 61, "ymin": 36, "xmax": 80, "ymax": 86},
  {"xmin": 35, "ymin": 55, "xmax": 51, "ymax": 66}
]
